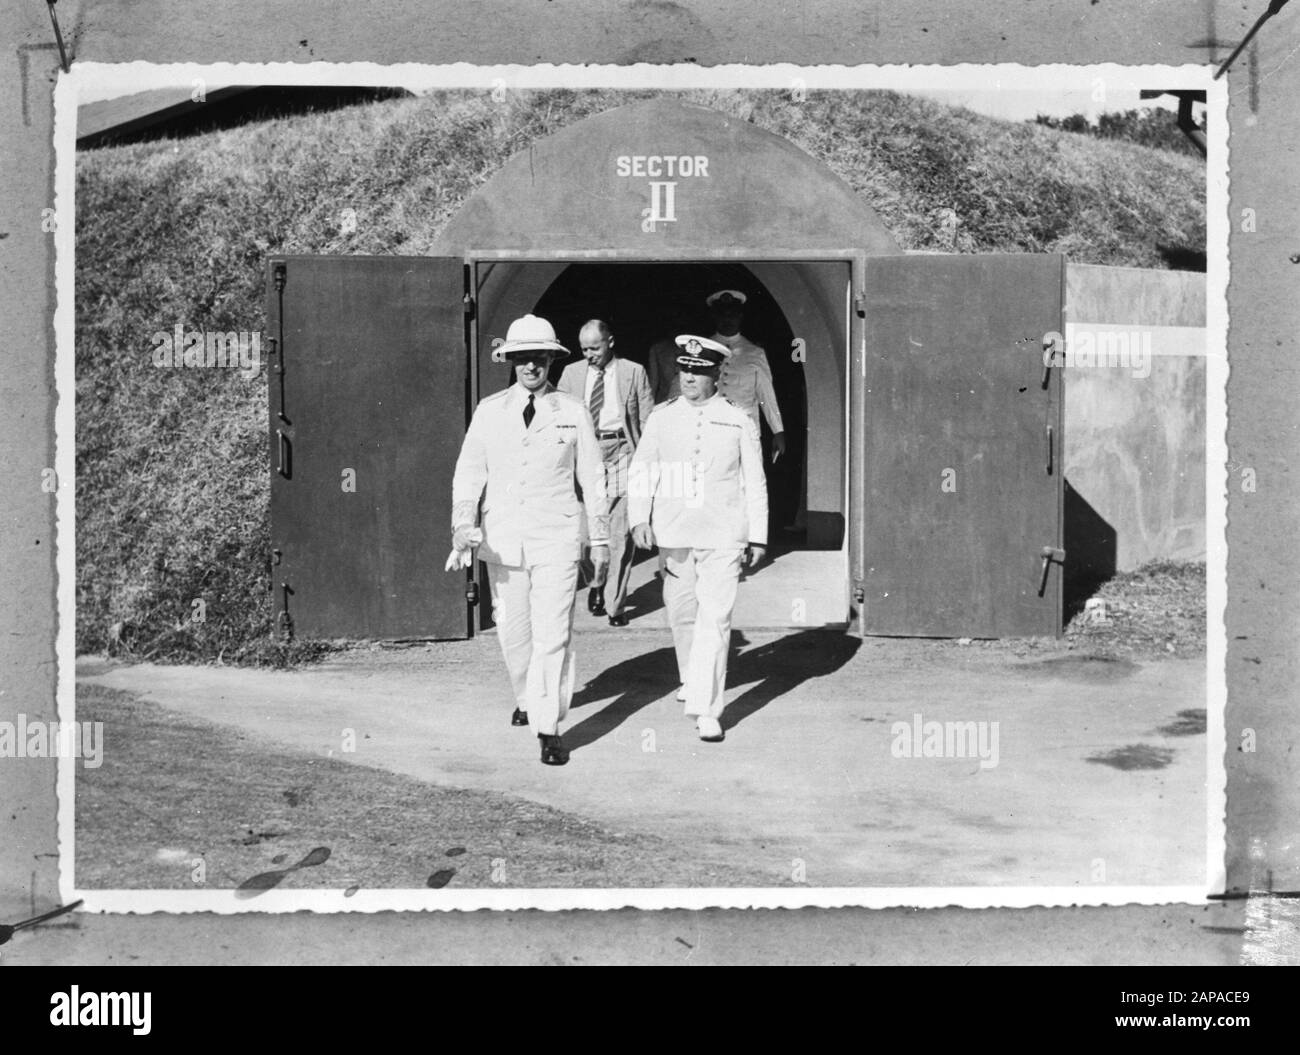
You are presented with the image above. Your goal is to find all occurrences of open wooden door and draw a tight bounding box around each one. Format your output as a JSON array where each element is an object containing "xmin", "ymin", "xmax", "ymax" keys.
[
  {"xmin": 266, "ymin": 255, "xmax": 470, "ymax": 640},
  {"xmin": 859, "ymin": 254, "xmax": 1065, "ymax": 637}
]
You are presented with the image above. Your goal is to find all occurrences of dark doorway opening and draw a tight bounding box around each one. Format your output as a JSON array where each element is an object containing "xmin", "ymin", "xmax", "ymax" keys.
[
  {"xmin": 472, "ymin": 258, "xmax": 851, "ymax": 632},
  {"xmin": 529, "ymin": 262, "xmax": 808, "ymax": 549}
]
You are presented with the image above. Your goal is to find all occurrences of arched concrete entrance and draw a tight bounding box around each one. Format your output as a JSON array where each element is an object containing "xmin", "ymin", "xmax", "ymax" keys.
[
  {"xmin": 267, "ymin": 97, "xmax": 1067, "ymax": 642},
  {"xmin": 432, "ymin": 98, "xmax": 899, "ymax": 628}
]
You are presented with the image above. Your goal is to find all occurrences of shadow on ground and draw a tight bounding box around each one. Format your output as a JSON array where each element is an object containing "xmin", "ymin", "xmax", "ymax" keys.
[
  {"xmin": 565, "ymin": 645, "xmax": 678, "ymax": 751},
  {"xmin": 564, "ymin": 627, "xmax": 861, "ymax": 751},
  {"xmin": 720, "ymin": 628, "xmax": 861, "ymax": 732}
]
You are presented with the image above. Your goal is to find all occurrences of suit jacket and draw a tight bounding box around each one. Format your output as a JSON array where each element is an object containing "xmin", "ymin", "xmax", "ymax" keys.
[
  {"xmin": 628, "ymin": 394, "xmax": 768, "ymax": 549},
  {"xmin": 451, "ymin": 383, "xmax": 609, "ymax": 567},
  {"xmin": 645, "ymin": 338, "xmax": 682, "ymax": 405},
  {"xmin": 557, "ymin": 357, "xmax": 654, "ymax": 448}
]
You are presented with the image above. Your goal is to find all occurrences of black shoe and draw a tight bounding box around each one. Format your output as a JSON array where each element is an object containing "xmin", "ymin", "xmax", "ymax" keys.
[
  {"xmin": 587, "ymin": 589, "xmax": 606, "ymax": 616},
  {"xmin": 511, "ymin": 708, "xmax": 529, "ymax": 727},
  {"xmin": 539, "ymin": 733, "xmax": 570, "ymax": 766},
  {"xmin": 608, "ymin": 612, "xmax": 628, "ymax": 627}
]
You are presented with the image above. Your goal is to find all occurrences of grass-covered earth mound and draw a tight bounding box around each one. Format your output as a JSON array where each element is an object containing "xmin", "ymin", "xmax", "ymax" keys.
[{"xmin": 75, "ymin": 88, "xmax": 1206, "ymax": 662}]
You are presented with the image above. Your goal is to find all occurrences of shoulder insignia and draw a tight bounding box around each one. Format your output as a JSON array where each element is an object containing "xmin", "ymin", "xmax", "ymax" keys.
[{"xmin": 481, "ymin": 389, "xmax": 510, "ymax": 406}]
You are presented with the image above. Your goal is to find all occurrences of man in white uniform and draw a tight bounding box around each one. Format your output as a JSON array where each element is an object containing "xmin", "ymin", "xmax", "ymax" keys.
[
  {"xmin": 706, "ymin": 289, "xmax": 787, "ymax": 465},
  {"xmin": 629, "ymin": 335, "xmax": 768, "ymax": 742},
  {"xmin": 557, "ymin": 319, "xmax": 654, "ymax": 626},
  {"xmin": 449, "ymin": 314, "xmax": 609, "ymax": 766}
]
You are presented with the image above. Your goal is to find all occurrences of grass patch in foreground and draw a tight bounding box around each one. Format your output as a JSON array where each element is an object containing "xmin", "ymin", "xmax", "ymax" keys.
[{"xmin": 75, "ymin": 684, "xmax": 781, "ymax": 890}]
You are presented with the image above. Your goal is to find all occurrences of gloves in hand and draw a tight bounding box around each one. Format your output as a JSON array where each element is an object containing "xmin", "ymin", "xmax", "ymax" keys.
[
  {"xmin": 453, "ymin": 525, "xmax": 482, "ymax": 552},
  {"xmin": 445, "ymin": 526, "xmax": 483, "ymax": 572}
]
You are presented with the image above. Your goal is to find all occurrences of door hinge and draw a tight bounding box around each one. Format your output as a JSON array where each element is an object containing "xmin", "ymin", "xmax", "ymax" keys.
[
  {"xmin": 854, "ymin": 292, "xmax": 866, "ymax": 318},
  {"xmin": 463, "ymin": 293, "xmax": 475, "ymax": 319}
]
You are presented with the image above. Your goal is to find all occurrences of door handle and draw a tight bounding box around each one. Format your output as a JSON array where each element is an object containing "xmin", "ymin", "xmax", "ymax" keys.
[
  {"xmin": 1046, "ymin": 425, "xmax": 1053, "ymax": 475},
  {"xmin": 276, "ymin": 429, "xmax": 290, "ymax": 478},
  {"xmin": 1041, "ymin": 334, "xmax": 1060, "ymax": 388},
  {"xmin": 276, "ymin": 581, "xmax": 293, "ymax": 639},
  {"xmin": 1038, "ymin": 546, "xmax": 1065, "ymax": 596}
]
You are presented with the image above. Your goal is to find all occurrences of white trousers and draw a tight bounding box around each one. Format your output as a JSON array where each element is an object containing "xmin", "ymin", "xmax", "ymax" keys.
[
  {"xmin": 660, "ymin": 547, "xmax": 743, "ymax": 720},
  {"xmin": 486, "ymin": 561, "xmax": 578, "ymax": 736}
]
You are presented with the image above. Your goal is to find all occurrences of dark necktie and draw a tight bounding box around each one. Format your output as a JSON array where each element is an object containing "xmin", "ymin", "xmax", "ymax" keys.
[
  {"xmin": 589, "ymin": 364, "xmax": 604, "ymax": 425},
  {"xmin": 523, "ymin": 393, "xmax": 535, "ymax": 428}
]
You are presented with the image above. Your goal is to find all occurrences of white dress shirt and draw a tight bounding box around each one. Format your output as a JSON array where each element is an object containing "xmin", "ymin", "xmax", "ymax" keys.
[{"xmin": 582, "ymin": 358, "xmax": 624, "ymax": 432}]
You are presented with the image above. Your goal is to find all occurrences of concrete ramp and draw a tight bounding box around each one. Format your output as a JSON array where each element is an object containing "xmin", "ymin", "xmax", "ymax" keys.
[{"xmin": 580, "ymin": 548, "xmax": 850, "ymax": 631}]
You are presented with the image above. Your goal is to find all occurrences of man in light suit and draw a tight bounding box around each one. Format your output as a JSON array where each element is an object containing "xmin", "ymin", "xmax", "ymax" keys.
[
  {"xmin": 449, "ymin": 314, "xmax": 609, "ymax": 766},
  {"xmin": 629, "ymin": 335, "xmax": 768, "ymax": 743},
  {"xmin": 557, "ymin": 319, "xmax": 654, "ymax": 626}
]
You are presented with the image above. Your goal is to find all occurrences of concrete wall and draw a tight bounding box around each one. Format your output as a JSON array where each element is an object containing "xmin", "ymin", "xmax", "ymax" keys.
[{"xmin": 1063, "ymin": 264, "xmax": 1207, "ymax": 572}]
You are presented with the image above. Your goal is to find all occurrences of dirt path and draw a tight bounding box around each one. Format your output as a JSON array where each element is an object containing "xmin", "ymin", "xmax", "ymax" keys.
[{"xmin": 77, "ymin": 628, "xmax": 1211, "ymax": 890}]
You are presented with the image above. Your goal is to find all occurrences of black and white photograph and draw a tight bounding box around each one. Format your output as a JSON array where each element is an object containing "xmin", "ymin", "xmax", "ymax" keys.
[
  {"xmin": 58, "ymin": 65, "xmax": 1223, "ymax": 910},
  {"xmin": 6, "ymin": 0, "xmax": 1300, "ymax": 980}
]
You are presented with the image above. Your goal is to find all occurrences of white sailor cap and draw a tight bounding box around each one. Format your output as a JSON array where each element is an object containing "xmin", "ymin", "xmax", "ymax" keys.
[{"xmin": 705, "ymin": 289, "xmax": 748, "ymax": 309}]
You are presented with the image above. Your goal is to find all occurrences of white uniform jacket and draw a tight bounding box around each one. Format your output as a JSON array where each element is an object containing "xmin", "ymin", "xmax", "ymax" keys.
[
  {"xmin": 628, "ymin": 394, "xmax": 768, "ymax": 549},
  {"xmin": 712, "ymin": 332, "xmax": 785, "ymax": 435},
  {"xmin": 451, "ymin": 384, "xmax": 609, "ymax": 566}
]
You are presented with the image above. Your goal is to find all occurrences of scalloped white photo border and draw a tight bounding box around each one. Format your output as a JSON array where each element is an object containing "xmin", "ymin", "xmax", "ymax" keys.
[{"xmin": 53, "ymin": 61, "xmax": 1228, "ymax": 914}]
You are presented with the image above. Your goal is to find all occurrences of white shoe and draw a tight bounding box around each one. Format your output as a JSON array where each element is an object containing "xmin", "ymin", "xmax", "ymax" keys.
[
  {"xmin": 697, "ymin": 716, "xmax": 724, "ymax": 742},
  {"xmin": 675, "ymin": 686, "xmax": 686, "ymax": 703}
]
